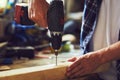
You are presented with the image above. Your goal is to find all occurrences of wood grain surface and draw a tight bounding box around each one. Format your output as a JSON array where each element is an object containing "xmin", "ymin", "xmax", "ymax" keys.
[{"xmin": 0, "ymin": 62, "xmax": 110, "ymax": 80}]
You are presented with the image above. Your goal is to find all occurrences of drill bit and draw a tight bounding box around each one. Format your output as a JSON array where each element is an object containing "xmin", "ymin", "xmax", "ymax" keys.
[
  {"xmin": 55, "ymin": 50, "xmax": 58, "ymax": 66},
  {"xmin": 56, "ymin": 54, "xmax": 58, "ymax": 66}
]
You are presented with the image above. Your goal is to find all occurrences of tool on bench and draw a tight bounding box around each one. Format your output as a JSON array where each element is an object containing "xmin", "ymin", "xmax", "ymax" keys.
[{"xmin": 47, "ymin": 0, "xmax": 64, "ymax": 66}]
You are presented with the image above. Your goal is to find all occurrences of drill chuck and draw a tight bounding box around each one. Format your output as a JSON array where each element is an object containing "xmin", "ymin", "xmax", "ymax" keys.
[{"xmin": 50, "ymin": 32, "xmax": 62, "ymax": 50}]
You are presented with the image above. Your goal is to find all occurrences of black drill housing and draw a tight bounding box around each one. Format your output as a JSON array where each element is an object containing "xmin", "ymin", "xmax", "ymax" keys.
[{"xmin": 47, "ymin": 0, "xmax": 64, "ymax": 50}]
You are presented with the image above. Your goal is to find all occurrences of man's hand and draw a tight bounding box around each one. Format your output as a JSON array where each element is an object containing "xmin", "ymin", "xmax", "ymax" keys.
[
  {"xmin": 66, "ymin": 52, "xmax": 102, "ymax": 79},
  {"xmin": 28, "ymin": 0, "xmax": 49, "ymax": 27}
]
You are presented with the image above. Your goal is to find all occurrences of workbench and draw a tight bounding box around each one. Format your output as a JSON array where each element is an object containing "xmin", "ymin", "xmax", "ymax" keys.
[
  {"xmin": 6, "ymin": 49, "xmax": 81, "ymax": 69},
  {"xmin": 0, "ymin": 49, "xmax": 109, "ymax": 80},
  {"xmin": 0, "ymin": 49, "xmax": 83, "ymax": 80}
]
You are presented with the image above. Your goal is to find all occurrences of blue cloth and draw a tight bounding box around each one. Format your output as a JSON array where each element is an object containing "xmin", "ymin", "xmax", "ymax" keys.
[{"xmin": 80, "ymin": 0, "xmax": 102, "ymax": 54}]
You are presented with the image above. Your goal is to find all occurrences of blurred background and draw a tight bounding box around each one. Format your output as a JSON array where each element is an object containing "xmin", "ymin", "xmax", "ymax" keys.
[
  {"xmin": 0, "ymin": 0, "xmax": 84, "ymax": 66},
  {"xmin": 0, "ymin": 0, "xmax": 84, "ymax": 44}
]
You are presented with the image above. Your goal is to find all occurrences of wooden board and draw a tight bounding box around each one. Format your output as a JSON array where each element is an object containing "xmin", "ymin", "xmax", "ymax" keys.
[
  {"xmin": 0, "ymin": 62, "xmax": 79, "ymax": 80},
  {"xmin": 0, "ymin": 62, "xmax": 110, "ymax": 80}
]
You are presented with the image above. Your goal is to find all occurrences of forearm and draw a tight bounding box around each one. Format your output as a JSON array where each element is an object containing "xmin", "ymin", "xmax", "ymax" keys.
[{"xmin": 96, "ymin": 41, "xmax": 120, "ymax": 64}]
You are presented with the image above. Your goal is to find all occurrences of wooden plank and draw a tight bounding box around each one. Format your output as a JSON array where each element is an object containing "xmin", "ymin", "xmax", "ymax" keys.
[
  {"xmin": 0, "ymin": 62, "xmax": 110, "ymax": 80},
  {"xmin": 0, "ymin": 62, "xmax": 70, "ymax": 80},
  {"xmin": 0, "ymin": 62, "xmax": 88, "ymax": 80}
]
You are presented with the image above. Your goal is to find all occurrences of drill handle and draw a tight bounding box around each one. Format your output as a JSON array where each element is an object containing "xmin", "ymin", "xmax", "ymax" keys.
[{"xmin": 47, "ymin": 0, "xmax": 64, "ymax": 32}]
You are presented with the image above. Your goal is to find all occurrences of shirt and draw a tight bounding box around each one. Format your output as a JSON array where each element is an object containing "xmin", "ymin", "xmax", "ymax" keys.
[
  {"xmin": 92, "ymin": 0, "xmax": 120, "ymax": 80},
  {"xmin": 80, "ymin": 0, "xmax": 120, "ymax": 80}
]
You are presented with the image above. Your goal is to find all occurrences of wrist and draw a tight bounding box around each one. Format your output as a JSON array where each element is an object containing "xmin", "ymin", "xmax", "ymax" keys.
[
  {"xmin": 95, "ymin": 47, "xmax": 113, "ymax": 65},
  {"xmin": 95, "ymin": 50, "xmax": 106, "ymax": 65},
  {"xmin": 86, "ymin": 50, "xmax": 108, "ymax": 66},
  {"xmin": 89, "ymin": 51, "xmax": 104, "ymax": 66}
]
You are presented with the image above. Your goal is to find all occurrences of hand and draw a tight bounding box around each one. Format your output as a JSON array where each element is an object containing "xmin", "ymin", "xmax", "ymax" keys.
[
  {"xmin": 66, "ymin": 52, "xmax": 102, "ymax": 79},
  {"xmin": 28, "ymin": 0, "xmax": 49, "ymax": 27}
]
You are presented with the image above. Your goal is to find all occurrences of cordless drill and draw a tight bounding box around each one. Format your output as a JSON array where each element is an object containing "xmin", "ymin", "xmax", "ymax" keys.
[{"xmin": 47, "ymin": 0, "xmax": 64, "ymax": 65}]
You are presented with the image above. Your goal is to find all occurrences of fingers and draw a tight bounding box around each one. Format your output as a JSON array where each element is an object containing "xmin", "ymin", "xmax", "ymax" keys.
[
  {"xmin": 66, "ymin": 63, "xmax": 91, "ymax": 79},
  {"xmin": 28, "ymin": 0, "xmax": 48, "ymax": 27},
  {"xmin": 67, "ymin": 63, "xmax": 83, "ymax": 78},
  {"xmin": 70, "ymin": 69, "xmax": 85, "ymax": 79},
  {"xmin": 28, "ymin": 0, "xmax": 36, "ymax": 25},
  {"xmin": 29, "ymin": 9, "xmax": 47, "ymax": 27},
  {"xmin": 67, "ymin": 57, "xmax": 77, "ymax": 62},
  {"xmin": 66, "ymin": 53, "xmax": 101, "ymax": 79},
  {"xmin": 66, "ymin": 57, "xmax": 82, "ymax": 77},
  {"xmin": 67, "ymin": 57, "xmax": 82, "ymax": 71},
  {"xmin": 28, "ymin": 0, "xmax": 33, "ymax": 19}
]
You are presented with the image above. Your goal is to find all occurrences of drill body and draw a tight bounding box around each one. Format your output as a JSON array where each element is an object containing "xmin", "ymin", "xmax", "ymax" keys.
[{"xmin": 47, "ymin": 0, "xmax": 64, "ymax": 65}]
